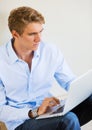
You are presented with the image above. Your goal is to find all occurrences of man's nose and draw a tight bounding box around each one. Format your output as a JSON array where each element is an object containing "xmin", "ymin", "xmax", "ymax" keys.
[{"xmin": 35, "ymin": 33, "xmax": 41, "ymax": 42}]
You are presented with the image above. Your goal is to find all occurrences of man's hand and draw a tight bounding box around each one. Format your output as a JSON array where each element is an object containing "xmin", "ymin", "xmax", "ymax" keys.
[{"xmin": 37, "ymin": 97, "xmax": 60, "ymax": 115}]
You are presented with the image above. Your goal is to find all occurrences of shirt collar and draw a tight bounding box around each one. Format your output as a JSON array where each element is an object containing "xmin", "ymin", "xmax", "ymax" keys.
[
  {"xmin": 7, "ymin": 39, "xmax": 19, "ymax": 64},
  {"xmin": 7, "ymin": 39, "xmax": 41, "ymax": 64},
  {"xmin": 34, "ymin": 42, "xmax": 41, "ymax": 58}
]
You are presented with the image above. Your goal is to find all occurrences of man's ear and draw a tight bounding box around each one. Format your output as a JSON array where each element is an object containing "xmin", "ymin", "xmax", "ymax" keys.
[{"xmin": 11, "ymin": 30, "xmax": 20, "ymax": 39}]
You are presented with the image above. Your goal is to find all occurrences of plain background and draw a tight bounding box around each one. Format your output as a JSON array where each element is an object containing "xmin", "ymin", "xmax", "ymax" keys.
[{"xmin": 0, "ymin": 0, "xmax": 92, "ymax": 76}]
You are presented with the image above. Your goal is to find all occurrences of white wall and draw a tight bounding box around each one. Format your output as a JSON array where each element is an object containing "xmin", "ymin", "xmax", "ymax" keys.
[{"xmin": 0, "ymin": 0, "xmax": 92, "ymax": 75}]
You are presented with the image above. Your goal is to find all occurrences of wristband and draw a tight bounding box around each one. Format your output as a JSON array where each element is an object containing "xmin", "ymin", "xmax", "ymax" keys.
[{"xmin": 28, "ymin": 108, "xmax": 38, "ymax": 118}]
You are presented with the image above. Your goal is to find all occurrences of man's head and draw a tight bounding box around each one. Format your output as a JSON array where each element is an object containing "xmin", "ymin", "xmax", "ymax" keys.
[{"xmin": 8, "ymin": 6, "xmax": 45, "ymax": 35}]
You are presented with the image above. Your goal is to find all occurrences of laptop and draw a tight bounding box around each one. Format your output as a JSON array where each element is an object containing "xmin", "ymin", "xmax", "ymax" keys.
[{"xmin": 36, "ymin": 70, "xmax": 92, "ymax": 119}]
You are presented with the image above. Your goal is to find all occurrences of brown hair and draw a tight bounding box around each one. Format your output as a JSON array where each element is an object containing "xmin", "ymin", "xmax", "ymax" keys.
[{"xmin": 8, "ymin": 6, "xmax": 45, "ymax": 35}]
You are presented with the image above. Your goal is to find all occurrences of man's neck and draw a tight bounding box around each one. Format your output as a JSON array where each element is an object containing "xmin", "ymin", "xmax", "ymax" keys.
[{"xmin": 12, "ymin": 41, "xmax": 33, "ymax": 60}]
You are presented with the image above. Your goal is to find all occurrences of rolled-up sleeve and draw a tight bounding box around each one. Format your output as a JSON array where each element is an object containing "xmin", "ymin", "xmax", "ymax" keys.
[
  {"xmin": 0, "ymin": 80, "xmax": 30, "ymax": 122},
  {"xmin": 54, "ymin": 49, "xmax": 76, "ymax": 90}
]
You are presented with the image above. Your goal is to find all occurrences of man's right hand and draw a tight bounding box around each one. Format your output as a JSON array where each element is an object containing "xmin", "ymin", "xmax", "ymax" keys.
[{"xmin": 37, "ymin": 97, "xmax": 60, "ymax": 115}]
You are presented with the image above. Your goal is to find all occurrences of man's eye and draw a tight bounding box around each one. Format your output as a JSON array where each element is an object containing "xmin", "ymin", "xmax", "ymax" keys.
[
  {"xmin": 28, "ymin": 33, "xmax": 37, "ymax": 36},
  {"xmin": 28, "ymin": 29, "xmax": 44, "ymax": 36}
]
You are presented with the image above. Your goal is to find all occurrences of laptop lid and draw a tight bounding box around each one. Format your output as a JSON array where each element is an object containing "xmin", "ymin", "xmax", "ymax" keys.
[
  {"xmin": 36, "ymin": 70, "xmax": 92, "ymax": 119},
  {"xmin": 63, "ymin": 69, "xmax": 92, "ymax": 114}
]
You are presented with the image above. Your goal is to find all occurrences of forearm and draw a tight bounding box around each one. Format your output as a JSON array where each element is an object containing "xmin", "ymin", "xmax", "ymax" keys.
[{"xmin": 0, "ymin": 105, "xmax": 30, "ymax": 121}]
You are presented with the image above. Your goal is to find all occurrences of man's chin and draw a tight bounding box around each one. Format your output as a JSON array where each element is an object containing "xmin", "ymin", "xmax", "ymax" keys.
[{"xmin": 33, "ymin": 47, "xmax": 39, "ymax": 51}]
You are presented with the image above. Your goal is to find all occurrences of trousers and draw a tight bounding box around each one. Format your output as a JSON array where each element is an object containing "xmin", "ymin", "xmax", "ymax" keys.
[
  {"xmin": 15, "ymin": 112, "xmax": 80, "ymax": 130},
  {"xmin": 15, "ymin": 95, "xmax": 92, "ymax": 130}
]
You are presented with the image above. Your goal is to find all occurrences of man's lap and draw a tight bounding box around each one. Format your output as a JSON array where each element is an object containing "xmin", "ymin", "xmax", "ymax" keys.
[
  {"xmin": 15, "ymin": 112, "xmax": 79, "ymax": 130},
  {"xmin": 15, "ymin": 94, "xmax": 92, "ymax": 130}
]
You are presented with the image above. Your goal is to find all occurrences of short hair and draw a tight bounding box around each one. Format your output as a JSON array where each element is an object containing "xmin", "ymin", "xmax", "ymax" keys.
[{"xmin": 8, "ymin": 6, "xmax": 45, "ymax": 35}]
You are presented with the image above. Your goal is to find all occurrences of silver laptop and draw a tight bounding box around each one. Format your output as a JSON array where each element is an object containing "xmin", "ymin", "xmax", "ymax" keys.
[{"xmin": 36, "ymin": 70, "xmax": 92, "ymax": 119}]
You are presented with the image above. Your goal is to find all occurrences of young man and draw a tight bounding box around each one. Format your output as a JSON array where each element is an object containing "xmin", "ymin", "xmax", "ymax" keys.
[{"xmin": 0, "ymin": 6, "xmax": 91, "ymax": 130}]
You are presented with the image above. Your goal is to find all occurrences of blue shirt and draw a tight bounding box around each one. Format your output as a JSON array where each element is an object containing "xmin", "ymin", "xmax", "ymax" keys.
[{"xmin": 0, "ymin": 39, "xmax": 75, "ymax": 130}]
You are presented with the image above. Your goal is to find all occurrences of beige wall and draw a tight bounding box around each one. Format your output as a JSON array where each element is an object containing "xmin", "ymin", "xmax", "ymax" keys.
[{"xmin": 0, "ymin": 0, "xmax": 92, "ymax": 75}]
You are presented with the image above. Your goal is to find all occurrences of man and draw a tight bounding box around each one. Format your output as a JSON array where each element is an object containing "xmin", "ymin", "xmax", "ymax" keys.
[{"xmin": 0, "ymin": 6, "xmax": 91, "ymax": 130}]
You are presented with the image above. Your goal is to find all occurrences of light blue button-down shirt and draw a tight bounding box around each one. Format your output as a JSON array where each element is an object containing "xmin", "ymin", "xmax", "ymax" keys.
[{"xmin": 0, "ymin": 39, "xmax": 75, "ymax": 130}]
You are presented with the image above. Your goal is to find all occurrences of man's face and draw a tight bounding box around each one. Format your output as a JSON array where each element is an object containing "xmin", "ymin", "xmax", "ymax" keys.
[{"xmin": 13, "ymin": 22, "xmax": 44, "ymax": 51}]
